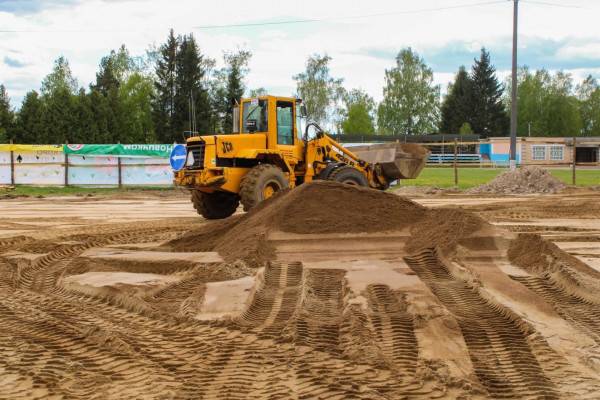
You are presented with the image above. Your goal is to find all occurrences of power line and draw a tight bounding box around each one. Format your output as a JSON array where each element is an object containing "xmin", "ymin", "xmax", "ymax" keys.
[
  {"xmin": 521, "ymin": 0, "xmax": 584, "ymax": 9},
  {"xmin": 193, "ymin": 0, "xmax": 507, "ymax": 30}
]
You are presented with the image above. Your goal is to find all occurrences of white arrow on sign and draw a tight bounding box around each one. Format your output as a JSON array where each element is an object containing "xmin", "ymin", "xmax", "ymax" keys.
[{"xmin": 171, "ymin": 154, "xmax": 186, "ymax": 161}]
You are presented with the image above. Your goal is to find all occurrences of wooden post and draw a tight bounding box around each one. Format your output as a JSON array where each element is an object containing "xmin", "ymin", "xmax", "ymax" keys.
[
  {"xmin": 9, "ymin": 139, "xmax": 15, "ymax": 186},
  {"xmin": 454, "ymin": 138, "xmax": 458, "ymax": 187},
  {"xmin": 117, "ymin": 142, "xmax": 122, "ymax": 188},
  {"xmin": 64, "ymin": 142, "xmax": 69, "ymax": 187},
  {"xmin": 572, "ymin": 136, "xmax": 576, "ymax": 186}
]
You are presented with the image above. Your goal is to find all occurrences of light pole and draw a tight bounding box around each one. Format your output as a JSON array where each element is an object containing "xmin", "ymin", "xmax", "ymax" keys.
[{"xmin": 509, "ymin": 0, "xmax": 519, "ymax": 170}]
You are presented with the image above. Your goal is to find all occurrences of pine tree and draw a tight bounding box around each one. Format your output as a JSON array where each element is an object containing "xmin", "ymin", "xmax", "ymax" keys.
[
  {"xmin": 470, "ymin": 48, "xmax": 509, "ymax": 137},
  {"xmin": 222, "ymin": 50, "xmax": 251, "ymax": 133},
  {"xmin": 72, "ymin": 89, "xmax": 99, "ymax": 143},
  {"xmin": 153, "ymin": 30, "xmax": 179, "ymax": 142},
  {"xmin": 440, "ymin": 66, "xmax": 473, "ymax": 134},
  {"xmin": 173, "ymin": 34, "xmax": 210, "ymax": 140},
  {"xmin": 15, "ymin": 91, "xmax": 45, "ymax": 144},
  {"xmin": 0, "ymin": 84, "xmax": 14, "ymax": 142}
]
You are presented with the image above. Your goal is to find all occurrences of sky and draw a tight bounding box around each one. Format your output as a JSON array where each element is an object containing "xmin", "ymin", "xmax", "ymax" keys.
[{"xmin": 1, "ymin": 0, "xmax": 599, "ymax": 108}]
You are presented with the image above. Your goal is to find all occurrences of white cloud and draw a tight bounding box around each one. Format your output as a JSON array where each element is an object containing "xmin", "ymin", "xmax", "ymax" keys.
[{"xmin": 0, "ymin": 0, "xmax": 599, "ymax": 107}]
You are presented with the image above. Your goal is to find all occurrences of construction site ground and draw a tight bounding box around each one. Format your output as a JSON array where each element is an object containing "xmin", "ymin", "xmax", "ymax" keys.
[{"xmin": 1, "ymin": 186, "xmax": 599, "ymax": 399}]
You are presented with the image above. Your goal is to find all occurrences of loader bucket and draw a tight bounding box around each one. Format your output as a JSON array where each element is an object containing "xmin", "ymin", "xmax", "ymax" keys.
[{"xmin": 350, "ymin": 143, "xmax": 429, "ymax": 180}]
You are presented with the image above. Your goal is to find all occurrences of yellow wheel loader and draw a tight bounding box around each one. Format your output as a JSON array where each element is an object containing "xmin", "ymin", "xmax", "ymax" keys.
[{"xmin": 173, "ymin": 95, "xmax": 429, "ymax": 219}]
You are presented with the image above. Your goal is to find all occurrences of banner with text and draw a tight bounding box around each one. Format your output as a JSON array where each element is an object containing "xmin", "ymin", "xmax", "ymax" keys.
[{"xmin": 63, "ymin": 144, "xmax": 174, "ymax": 158}]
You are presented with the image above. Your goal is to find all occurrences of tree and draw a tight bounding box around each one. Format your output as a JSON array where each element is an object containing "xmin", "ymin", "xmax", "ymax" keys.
[
  {"xmin": 0, "ymin": 85, "xmax": 14, "ymax": 142},
  {"xmin": 340, "ymin": 89, "xmax": 376, "ymax": 134},
  {"xmin": 293, "ymin": 54, "xmax": 344, "ymax": 128},
  {"xmin": 14, "ymin": 91, "xmax": 45, "ymax": 144},
  {"xmin": 248, "ymin": 88, "xmax": 268, "ymax": 97},
  {"xmin": 173, "ymin": 34, "xmax": 210, "ymax": 140},
  {"xmin": 469, "ymin": 48, "xmax": 509, "ymax": 137},
  {"xmin": 40, "ymin": 57, "xmax": 79, "ymax": 143},
  {"xmin": 222, "ymin": 50, "xmax": 251, "ymax": 133},
  {"xmin": 41, "ymin": 56, "xmax": 78, "ymax": 96},
  {"xmin": 119, "ymin": 72, "xmax": 156, "ymax": 143},
  {"xmin": 459, "ymin": 122, "xmax": 473, "ymax": 135},
  {"xmin": 440, "ymin": 66, "xmax": 473, "ymax": 134},
  {"xmin": 509, "ymin": 68, "xmax": 582, "ymax": 137},
  {"xmin": 377, "ymin": 48, "xmax": 440, "ymax": 135},
  {"xmin": 577, "ymin": 75, "xmax": 600, "ymax": 136},
  {"xmin": 153, "ymin": 29, "xmax": 180, "ymax": 142}
]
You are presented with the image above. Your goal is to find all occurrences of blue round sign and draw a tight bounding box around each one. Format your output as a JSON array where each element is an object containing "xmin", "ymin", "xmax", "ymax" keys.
[{"xmin": 170, "ymin": 144, "xmax": 187, "ymax": 171}]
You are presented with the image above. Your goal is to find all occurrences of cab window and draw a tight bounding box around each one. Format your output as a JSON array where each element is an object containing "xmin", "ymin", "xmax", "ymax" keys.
[
  {"xmin": 242, "ymin": 99, "xmax": 268, "ymax": 133},
  {"xmin": 277, "ymin": 101, "xmax": 294, "ymax": 145}
]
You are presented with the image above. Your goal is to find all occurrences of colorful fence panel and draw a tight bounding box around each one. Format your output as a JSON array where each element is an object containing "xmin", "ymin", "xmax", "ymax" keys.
[{"xmin": 0, "ymin": 144, "xmax": 175, "ymax": 187}]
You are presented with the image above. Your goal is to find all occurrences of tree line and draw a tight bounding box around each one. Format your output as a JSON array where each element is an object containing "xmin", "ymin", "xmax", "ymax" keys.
[{"xmin": 1, "ymin": 33, "xmax": 599, "ymax": 144}]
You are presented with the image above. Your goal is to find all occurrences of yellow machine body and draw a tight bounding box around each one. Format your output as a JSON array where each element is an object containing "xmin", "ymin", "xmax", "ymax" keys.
[{"xmin": 173, "ymin": 95, "xmax": 428, "ymax": 218}]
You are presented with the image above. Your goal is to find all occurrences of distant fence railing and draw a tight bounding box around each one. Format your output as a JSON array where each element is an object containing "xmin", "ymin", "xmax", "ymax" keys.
[{"xmin": 0, "ymin": 143, "xmax": 174, "ymax": 187}]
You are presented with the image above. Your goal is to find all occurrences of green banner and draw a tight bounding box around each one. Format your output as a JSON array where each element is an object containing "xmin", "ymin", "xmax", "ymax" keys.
[{"xmin": 64, "ymin": 144, "xmax": 174, "ymax": 157}]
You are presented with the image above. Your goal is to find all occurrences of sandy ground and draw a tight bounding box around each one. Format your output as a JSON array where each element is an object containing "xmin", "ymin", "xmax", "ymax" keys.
[{"xmin": 1, "ymin": 189, "xmax": 599, "ymax": 399}]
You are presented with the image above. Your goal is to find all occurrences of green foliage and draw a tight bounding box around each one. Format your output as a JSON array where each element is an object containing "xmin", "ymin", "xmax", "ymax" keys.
[
  {"xmin": 293, "ymin": 54, "xmax": 344, "ymax": 127},
  {"xmin": 509, "ymin": 68, "xmax": 583, "ymax": 137},
  {"xmin": 459, "ymin": 122, "xmax": 473, "ymax": 135},
  {"xmin": 469, "ymin": 49, "xmax": 509, "ymax": 137},
  {"xmin": 248, "ymin": 88, "xmax": 268, "ymax": 97},
  {"xmin": 577, "ymin": 75, "xmax": 600, "ymax": 136},
  {"xmin": 377, "ymin": 48, "xmax": 440, "ymax": 135},
  {"xmin": 41, "ymin": 56, "xmax": 78, "ymax": 96},
  {"xmin": 153, "ymin": 29, "xmax": 179, "ymax": 143},
  {"xmin": 340, "ymin": 89, "xmax": 375, "ymax": 134},
  {"xmin": 173, "ymin": 34, "xmax": 211, "ymax": 140},
  {"xmin": 0, "ymin": 84, "xmax": 14, "ymax": 142},
  {"xmin": 440, "ymin": 66, "xmax": 472, "ymax": 134},
  {"xmin": 119, "ymin": 73, "xmax": 156, "ymax": 143},
  {"xmin": 14, "ymin": 91, "xmax": 44, "ymax": 143}
]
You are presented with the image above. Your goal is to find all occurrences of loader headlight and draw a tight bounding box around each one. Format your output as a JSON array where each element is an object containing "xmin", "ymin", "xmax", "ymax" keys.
[{"xmin": 186, "ymin": 151, "xmax": 195, "ymax": 167}]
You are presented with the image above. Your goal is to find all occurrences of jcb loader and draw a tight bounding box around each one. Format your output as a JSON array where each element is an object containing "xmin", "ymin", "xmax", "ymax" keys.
[{"xmin": 173, "ymin": 95, "xmax": 428, "ymax": 219}]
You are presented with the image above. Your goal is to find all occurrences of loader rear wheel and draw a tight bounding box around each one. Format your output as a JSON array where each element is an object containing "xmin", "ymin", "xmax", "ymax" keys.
[
  {"xmin": 328, "ymin": 165, "xmax": 369, "ymax": 187},
  {"xmin": 191, "ymin": 190, "xmax": 239, "ymax": 219},
  {"xmin": 240, "ymin": 164, "xmax": 289, "ymax": 211}
]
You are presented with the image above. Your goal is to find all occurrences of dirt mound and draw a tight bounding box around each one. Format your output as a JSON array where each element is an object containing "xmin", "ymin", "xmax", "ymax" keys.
[
  {"xmin": 508, "ymin": 233, "xmax": 600, "ymax": 279},
  {"xmin": 406, "ymin": 208, "xmax": 487, "ymax": 254},
  {"xmin": 169, "ymin": 181, "xmax": 426, "ymax": 266},
  {"xmin": 468, "ymin": 166, "xmax": 566, "ymax": 194}
]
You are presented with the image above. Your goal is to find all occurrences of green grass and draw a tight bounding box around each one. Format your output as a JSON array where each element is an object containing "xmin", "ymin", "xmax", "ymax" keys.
[
  {"xmin": 1, "ymin": 186, "xmax": 173, "ymax": 198},
  {"xmin": 548, "ymin": 169, "xmax": 600, "ymax": 186},
  {"xmin": 398, "ymin": 167, "xmax": 600, "ymax": 189}
]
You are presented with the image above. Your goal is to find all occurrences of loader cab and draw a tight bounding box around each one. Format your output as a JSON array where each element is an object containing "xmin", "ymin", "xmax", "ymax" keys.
[{"xmin": 236, "ymin": 96, "xmax": 305, "ymax": 158}]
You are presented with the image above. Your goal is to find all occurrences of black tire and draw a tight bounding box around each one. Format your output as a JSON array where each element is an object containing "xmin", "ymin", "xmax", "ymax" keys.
[
  {"xmin": 240, "ymin": 164, "xmax": 289, "ymax": 211},
  {"xmin": 328, "ymin": 165, "xmax": 369, "ymax": 187},
  {"xmin": 191, "ymin": 190, "xmax": 239, "ymax": 219}
]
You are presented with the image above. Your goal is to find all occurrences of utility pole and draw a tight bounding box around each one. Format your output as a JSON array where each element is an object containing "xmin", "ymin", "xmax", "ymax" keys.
[{"xmin": 509, "ymin": 0, "xmax": 519, "ymax": 170}]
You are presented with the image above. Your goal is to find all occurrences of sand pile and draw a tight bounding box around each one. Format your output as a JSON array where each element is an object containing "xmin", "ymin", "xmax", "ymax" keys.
[
  {"xmin": 468, "ymin": 166, "xmax": 566, "ymax": 194},
  {"xmin": 169, "ymin": 181, "xmax": 427, "ymax": 266},
  {"xmin": 169, "ymin": 181, "xmax": 490, "ymax": 266}
]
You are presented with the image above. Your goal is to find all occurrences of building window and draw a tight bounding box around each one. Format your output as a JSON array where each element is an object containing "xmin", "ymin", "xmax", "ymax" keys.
[
  {"xmin": 532, "ymin": 145, "xmax": 546, "ymax": 161},
  {"xmin": 550, "ymin": 145, "xmax": 564, "ymax": 161}
]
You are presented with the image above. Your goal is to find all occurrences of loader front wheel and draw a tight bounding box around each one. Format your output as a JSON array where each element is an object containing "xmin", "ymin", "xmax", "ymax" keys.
[
  {"xmin": 191, "ymin": 190, "xmax": 239, "ymax": 219},
  {"xmin": 240, "ymin": 164, "xmax": 289, "ymax": 211},
  {"xmin": 328, "ymin": 165, "xmax": 369, "ymax": 187}
]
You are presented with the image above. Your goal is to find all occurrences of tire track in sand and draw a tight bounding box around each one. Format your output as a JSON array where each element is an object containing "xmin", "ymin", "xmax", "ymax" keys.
[
  {"xmin": 366, "ymin": 284, "xmax": 418, "ymax": 375},
  {"xmin": 512, "ymin": 273, "xmax": 600, "ymax": 345},
  {"xmin": 236, "ymin": 261, "xmax": 302, "ymax": 337},
  {"xmin": 405, "ymin": 248, "xmax": 558, "ymax": 400}
]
